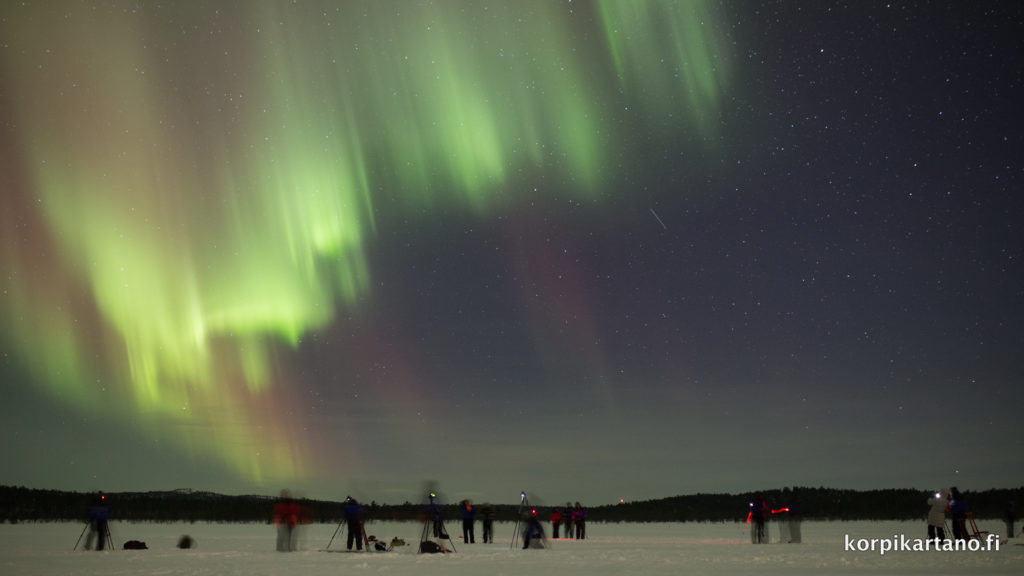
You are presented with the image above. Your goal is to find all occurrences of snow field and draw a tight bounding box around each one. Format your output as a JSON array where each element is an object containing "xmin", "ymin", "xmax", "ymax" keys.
[{"xmin": 1, "ymin": 520, "xmax": 1021, "ymax": 576}]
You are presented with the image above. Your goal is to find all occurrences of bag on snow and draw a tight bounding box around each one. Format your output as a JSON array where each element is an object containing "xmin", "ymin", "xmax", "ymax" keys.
[{"xmin": 419, "ymin": 540, "xmax": 444, "ymax": 554}]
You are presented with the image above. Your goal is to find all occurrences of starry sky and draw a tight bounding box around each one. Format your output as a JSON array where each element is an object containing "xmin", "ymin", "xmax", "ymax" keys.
[{"xmin": 1, "ymin": 1, "xmax": 1022, "ymax": 506}]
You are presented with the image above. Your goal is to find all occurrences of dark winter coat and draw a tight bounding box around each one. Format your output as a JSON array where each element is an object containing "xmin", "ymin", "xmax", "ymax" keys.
[{"xmin": 344, "ymin": 502, "xmax": 364, "ymax": 525}]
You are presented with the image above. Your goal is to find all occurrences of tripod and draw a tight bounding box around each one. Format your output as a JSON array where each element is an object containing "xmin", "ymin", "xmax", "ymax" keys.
[
  {"xmin": 419, "ymin": 493, "xmax": 456, "ymax": 553},
  {"xmin": 74, "ymin": 519, "xmax": 115, "ymax": 551},
  {"xmin": 326, "ymin": 519, "xmax": 370, "ymax": 551},
  {"xmin": 325, "ymin": 518, "xmax": 345, "ymax": 551},
  {"xmin": 510, "ymin": 491, "xmax": 527, "ymax": 549}
]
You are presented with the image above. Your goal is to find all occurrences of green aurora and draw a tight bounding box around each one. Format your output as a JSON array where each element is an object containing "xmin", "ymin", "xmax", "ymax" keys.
[{"xmin": 1, "ymin": 0, "xmax": 730, "ymax": 486}]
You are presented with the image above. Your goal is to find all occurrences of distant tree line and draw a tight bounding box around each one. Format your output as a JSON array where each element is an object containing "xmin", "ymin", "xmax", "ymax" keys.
[
  {"xmin": 2, "ymin": 485, "xmax": 1021, "ymax": 524},
  {"xmin": 0, "ymin": 486, "xmax": 524, "ymax": 524},
  {"xmin": 592, "ymin": 487, "xmax": 1024, "ymax": 523}
]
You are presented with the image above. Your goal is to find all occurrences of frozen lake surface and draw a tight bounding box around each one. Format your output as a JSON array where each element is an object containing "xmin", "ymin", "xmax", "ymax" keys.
[{"xmin": 1, "ymin": 520, "xmax": 1022, "ymax": 575}]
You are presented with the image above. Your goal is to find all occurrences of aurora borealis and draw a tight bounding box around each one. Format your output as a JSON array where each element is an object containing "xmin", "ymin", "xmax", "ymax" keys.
[{"xmin": 2, "ymin": 1, "xmax": 1022, "ymax": 504}]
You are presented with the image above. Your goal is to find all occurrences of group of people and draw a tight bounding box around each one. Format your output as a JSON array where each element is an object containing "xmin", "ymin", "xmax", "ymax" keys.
[
  {"xmin": 925, "ymin": 487, "xmax": 1024, "ymax": 542},
  {"xmin": 332, "ymin": 493, "xmax": 587, "ymax": 553},
  {"xmin": 550, "ymin": 502, "xmax": 588, "ymax": 539},
  {"xmin": 76, "ymin": 486, "xmax": 1023, "ymax": 555},
  {"xmin": 457, "ymin": 499, "xmax": 497, "ymax": 544},
  {"xmin": 748, "ymin": 489, "xmax": 803, "ymax": 544},
  {"xmin": 927, "ymin": 487, "xmax": 978, "ymax": 541},
  {"xmin": 334, "ymin": 488, "xmax": 1022, "ymax": 553},
  {"xmin": 517, "ymin": 501, "xmax": 588, "ymax": 550},
  {"xmin": 519, "ymin": 501, "xmax": 587, "ymax": 549},
  {"xmin": 454, "ymin": 498, "xmax": 587, "ymax": 545}
]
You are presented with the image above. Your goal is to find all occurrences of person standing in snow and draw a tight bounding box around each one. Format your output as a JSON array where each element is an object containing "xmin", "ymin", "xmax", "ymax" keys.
[
  {"xmin": 787, "ymin": 487, "xmax": 803, "ymax": 543},
  {"xmin": 427, "ymin": 492, "xmax": 447, "ymax": 539},
  {"xmin": 750, "ymin": 494, "xmax": 768, "ymax": 544},
  {"xmin": 564, "ymin": 501, "xmax": 575, "ymax": 539},
  {"xmin": 551, "ymin": 507, "xmax": 563, "ymax": 538},
  {"xmin": 950, "ymin": 487, "xmax": 968, "ymax": 540},
  {"xmin": 1004, "ymin": 502, "xmax": 1016, "ymax": 541},
  {"xmin": 272, "ymin": 490, "xmax": 299, "ymax": 551},
  {"xmin": 84, "ymin": 491, "xmax": 111, "ymax": 551},
  {"xmin": 522, "ymin": 508, "xmax": 545, "ymax": 549},
  {"xmin": 573, "ymin": 502, "xmax": 587, "ymax": 539},
  {"xmin": 481, "ymin": 502, "xmax": 495, "ymax": 543},
  {"xmin": 344, "ymin": 496, "xmax": 365, "ymax": 551},
  {"xmin": 927, "ymin": 489, "xmax": 949, "ymax": 541},
  {"xmin": 461, "ymin": 499, "xmax": 476, "ymax": 544}
]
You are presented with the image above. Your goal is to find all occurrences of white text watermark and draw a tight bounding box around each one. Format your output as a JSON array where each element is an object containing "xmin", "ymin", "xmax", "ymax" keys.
[{"xmin": 844, "ymin": 534, "xmax": 1001, "ymax": 555}]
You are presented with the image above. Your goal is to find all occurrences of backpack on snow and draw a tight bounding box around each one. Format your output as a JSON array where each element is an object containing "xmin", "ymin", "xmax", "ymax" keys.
[{"xmin": 419, "ymin": 540, "xmax": 445, "ymax": 554}]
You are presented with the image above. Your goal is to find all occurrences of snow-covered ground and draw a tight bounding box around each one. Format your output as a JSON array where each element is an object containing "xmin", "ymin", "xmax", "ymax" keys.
[{"xmin": 1, "ymin": 520, "xmax": 1021, "ymax": 576}]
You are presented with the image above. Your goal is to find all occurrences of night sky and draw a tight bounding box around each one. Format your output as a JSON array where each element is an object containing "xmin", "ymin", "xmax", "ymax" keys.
[{"xmin": 2, "ymin": 1, "xmax": 1022, "ymax": 506}]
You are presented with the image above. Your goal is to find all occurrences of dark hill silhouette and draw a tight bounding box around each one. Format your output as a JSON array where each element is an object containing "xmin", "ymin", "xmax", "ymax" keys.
[{"xmin": 2, "ymin": 485, "xmax": 1021, "ymax": 523}]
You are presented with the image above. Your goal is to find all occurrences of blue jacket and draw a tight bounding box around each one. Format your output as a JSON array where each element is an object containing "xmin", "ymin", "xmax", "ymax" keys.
[{"xmin": 344, "ymin": 502, "xmax": 363, "ymax": 523}]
